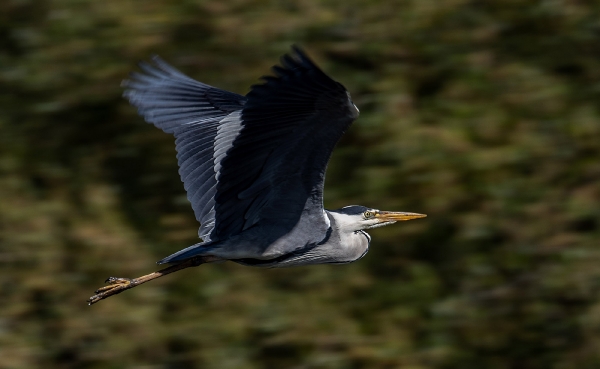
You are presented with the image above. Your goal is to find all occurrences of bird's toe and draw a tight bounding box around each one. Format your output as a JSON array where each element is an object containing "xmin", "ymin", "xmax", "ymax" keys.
[{"xmin": 94, "ymin": 277, "xmax": 133, "ymax": 294}]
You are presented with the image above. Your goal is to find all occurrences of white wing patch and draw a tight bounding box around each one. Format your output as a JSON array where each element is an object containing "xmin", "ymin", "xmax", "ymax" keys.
[
  {"xmin": 323, "ymin": 209, "xmax": 330, "ymax": 227},
  {"xmin": 214, "ymin": 110, "xmax": 244, "ymax": 180}
]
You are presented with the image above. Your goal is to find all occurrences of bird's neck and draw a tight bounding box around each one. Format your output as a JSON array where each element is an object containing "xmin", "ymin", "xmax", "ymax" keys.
[{"xmin": 325, "ymin": 211, "xmax": 371, "ymax": 264}]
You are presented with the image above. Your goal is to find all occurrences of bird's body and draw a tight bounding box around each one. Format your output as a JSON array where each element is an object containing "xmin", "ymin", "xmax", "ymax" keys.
[
  {"xmin": 88, "ymin": 47, "xmax": 425, "ymax": 304},
  {"xmin": 178, "ymin": 208, "xmax": 372, "ymax": 268}
]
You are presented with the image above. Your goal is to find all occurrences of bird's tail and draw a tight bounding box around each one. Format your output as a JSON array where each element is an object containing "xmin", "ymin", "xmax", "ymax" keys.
[{"xmin": 156, "ymin": 241, "xmax": 220, "ymax": 265}]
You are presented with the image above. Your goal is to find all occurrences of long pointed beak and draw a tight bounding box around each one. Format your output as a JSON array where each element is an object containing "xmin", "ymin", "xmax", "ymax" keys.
[{"xmin": 376, "ymin": 211, "xmax": 427, "ymax": 222}]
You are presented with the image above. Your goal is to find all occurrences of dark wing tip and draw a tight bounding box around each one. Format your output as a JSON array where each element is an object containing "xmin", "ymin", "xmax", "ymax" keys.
[
  {"xmin": 284, "ymin": 45, "xmax": 323, "ymax": 73},
  {"xmin": 290, "ymin": 45, "xmax": 318, "ymax": 69},
  {"xmin": 248, "ymin": 45, "xmax": 339, "ymax": 95}
]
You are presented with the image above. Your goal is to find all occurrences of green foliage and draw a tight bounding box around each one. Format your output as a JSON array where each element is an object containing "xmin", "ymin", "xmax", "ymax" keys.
[{"xmin": 1, "ymin": 0, "xmax": 600, "ymax": 368}]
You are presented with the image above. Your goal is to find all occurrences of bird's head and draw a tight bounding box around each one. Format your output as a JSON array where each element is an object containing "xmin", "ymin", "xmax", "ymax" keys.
[{"xmin": 330, "ymin": 205, "xmax": 426, "ymax": 232}]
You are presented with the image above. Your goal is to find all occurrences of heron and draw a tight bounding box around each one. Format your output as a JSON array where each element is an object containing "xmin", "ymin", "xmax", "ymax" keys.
[{"xmin": 88, "ymin": 46, "xmax": 426, "ymax": 305}]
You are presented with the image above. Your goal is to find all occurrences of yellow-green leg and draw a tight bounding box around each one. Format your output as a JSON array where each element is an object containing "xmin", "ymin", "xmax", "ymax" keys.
[{"xmin": 87, "ymin": 256, "xmax": 218, "ymax": 305}]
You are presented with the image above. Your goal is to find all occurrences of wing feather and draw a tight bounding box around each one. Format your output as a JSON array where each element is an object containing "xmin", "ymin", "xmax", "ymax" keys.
[
  {"xmin": 210, "ymin": 46, "xmax": 359, "ymax": 240},
  {"xmin": 123, "ymin": 56, "xmax": 245, "ymax": 239}
]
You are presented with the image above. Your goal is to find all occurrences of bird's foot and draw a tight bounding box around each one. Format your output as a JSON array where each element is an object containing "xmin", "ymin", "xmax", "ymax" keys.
[
  {"xmin": 96, "ymin": 277, "xmax": 134, "ymax": 292},
  {"xmin": 88, "ymin": 277, "xmax": 138, "ymax": 305}
]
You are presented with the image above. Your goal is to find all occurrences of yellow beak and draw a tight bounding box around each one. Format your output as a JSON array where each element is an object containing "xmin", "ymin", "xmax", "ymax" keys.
[{"xmin": 375, "ymin": 211, "xmax": 427, "ymax": 222}]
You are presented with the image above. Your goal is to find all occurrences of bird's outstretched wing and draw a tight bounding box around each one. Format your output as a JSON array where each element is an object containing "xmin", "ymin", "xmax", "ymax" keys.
[
  {"xmin": 125, "ymin": 47, "xmax": 358, "ymax": 263},
  {"xmin": 123, "ymin": 57, "xmax": 246, "ymax": 241},
  {"xmin": 211, "ymin": 46, "xmax": 359, "ymax": 240}
]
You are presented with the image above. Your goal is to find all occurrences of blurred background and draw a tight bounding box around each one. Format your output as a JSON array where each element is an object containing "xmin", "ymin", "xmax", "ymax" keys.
[{"xmin": 1, "ymin": 0, "xmax": 600, "ymax": 368}]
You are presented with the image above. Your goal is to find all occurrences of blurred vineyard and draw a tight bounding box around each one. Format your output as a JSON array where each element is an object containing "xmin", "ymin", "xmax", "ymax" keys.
[{"xmin": 1, "ymin": 0, "xmax": 600, "ymax": 368}]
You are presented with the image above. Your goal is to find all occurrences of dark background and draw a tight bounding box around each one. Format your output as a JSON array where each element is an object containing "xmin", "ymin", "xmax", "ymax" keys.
[{"xmin": 1, "ymin": 1, "xmax": 600, "ymax": 368}]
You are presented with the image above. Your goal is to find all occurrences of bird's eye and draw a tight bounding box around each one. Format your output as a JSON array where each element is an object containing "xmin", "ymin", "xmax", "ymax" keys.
[{"xmin": 363, "ymin": 211, "xmax": 374, "ymax": 219}]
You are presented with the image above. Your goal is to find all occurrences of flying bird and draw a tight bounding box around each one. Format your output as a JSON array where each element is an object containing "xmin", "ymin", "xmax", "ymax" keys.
[{"xmin": 88, "ymin": 46, "xmax": 426, "ymax": 305}]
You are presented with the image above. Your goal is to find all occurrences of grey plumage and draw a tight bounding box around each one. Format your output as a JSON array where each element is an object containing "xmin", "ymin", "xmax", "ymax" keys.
[{"xmin": 123, "ymin": 46, "xmax": 425, "ymax": 268}]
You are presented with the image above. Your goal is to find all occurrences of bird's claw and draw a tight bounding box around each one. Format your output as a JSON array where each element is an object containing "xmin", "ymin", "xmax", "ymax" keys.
[
  {"xmin": 94, "ymin": 277, "xmax": 133, "ymax": 293},
  {"xmin": 88, "ymin": 277, "xmax": 137, "ymax": 305}
]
